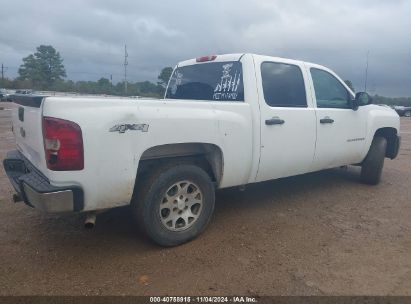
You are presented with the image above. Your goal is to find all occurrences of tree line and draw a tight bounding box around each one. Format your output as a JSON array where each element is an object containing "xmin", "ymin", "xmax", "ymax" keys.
[
  {"xmin": 342, "ymin": 80, "xmax": 411, "ymax": 106},
  {"xmin": 1, "ymin": 45, "xmax": 173, "ymax": 98},
  {"xmin": 1, "ymin": 45, "xmax": 410, "ymax": 105},
  {"xmin": 372, "ymin": 95, "xmax": 411, "ymax": 107}
]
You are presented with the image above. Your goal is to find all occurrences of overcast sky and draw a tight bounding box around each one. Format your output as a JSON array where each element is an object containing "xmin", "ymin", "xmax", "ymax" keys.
[{"xmin": 0, "ymin": 0, "xmax": 410, "ymax": 96}]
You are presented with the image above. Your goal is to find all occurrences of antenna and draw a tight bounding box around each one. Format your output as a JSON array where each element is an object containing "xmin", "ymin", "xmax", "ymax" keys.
[
  {"xmin": 124, "ymin": 45, "xmax": 128, "ymax": 95},
  {"xmin": 364, "ymin": 50, "xmax": 369, "ymax": 92}
]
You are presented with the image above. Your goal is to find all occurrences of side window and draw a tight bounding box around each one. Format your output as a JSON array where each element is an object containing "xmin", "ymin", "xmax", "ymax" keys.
[
  {"xmin": 310, "ymin": 68, "xmax": 351, "ymax": 108},
  {"xmin": 261, "ymin": 62, "xmax": 307, "ymax": 107}
]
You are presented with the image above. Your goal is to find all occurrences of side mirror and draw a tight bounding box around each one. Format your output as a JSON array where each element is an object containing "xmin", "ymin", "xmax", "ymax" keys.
[
  {"xmin": 355, "ymin": 92, "xmax": 373, "ymax": 106},
  {"xmin": 350, "ymin": 99, "xmax": 359, "ymax": 111}
]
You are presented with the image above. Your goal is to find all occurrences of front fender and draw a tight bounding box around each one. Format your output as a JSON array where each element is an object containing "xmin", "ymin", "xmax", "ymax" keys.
[{"xmin": 363, "ymin": 105, "xmax": 400, "ymax": 158}]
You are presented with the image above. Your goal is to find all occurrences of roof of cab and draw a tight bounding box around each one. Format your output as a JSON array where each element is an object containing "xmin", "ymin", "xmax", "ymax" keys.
[{"xmin": 176, "ymin": 53, "xmax": 320, "ymax": 69}]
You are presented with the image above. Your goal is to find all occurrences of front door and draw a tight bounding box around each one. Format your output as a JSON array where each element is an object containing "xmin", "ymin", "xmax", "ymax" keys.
[
  {"xmin": 255, "ymin": 59, "xmax": 317, "ymax": 182},
  {"xmin": 308, "ymin": 66, "xmax": 367, "ymax": 171}
]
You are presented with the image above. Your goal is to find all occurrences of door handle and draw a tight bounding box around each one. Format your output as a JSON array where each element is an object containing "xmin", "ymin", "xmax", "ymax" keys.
[
  {"xmin": 320, "ymin": 117, "xmax": 334, "ymax": 124},
  {"xmin": 265, "ymin": 117, "xmax": 285, "ymax": 125}
]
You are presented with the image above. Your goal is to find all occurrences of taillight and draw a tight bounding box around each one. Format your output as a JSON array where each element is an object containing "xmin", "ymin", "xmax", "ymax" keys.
[
  {"xmin": 196, "ymin": 55, "xmax": 217, "ymax": 62},
  {"xmin": 43, "ymin": 117, "xmax": 84, "ymax": 171}
]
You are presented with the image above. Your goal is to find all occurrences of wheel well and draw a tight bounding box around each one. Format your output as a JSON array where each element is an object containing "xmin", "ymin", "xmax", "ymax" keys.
[
  {"xmin": 374, "ymin": 127, "xmax": 398, "ymax": 159},
  {"xmin": 136, "ymin": 143, "xmax": 224, "ymax": 187}
]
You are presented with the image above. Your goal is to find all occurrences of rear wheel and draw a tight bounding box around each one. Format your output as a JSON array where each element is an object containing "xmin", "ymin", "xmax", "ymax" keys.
[
  {"xmin": 360, "ymin": 136, "xmax": 387, "ymax": 185},
  {"xmin": 132, "ymin": 164, "xmax": 215, "ymax": 247},
  {"xmin": 404, "ymin": 110, "xmax": 411, "ymax": 117}
]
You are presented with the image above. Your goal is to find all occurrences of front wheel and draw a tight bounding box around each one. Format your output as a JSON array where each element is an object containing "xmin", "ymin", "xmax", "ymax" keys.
[
  {"xmin": 360, "ymin": 137, "xmax": 387, "ymax": 185},
  {"xmin": 132, "ymin": 164, "xmax": 215, "ymax": 247},
  {"xmin": 404, "ymin": 110, "xmax": 411, "ymax": 117}
]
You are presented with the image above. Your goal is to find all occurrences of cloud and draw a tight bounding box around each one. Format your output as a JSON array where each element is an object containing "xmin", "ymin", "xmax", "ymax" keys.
[{"xmin": 0, "ymin": 0, "xmax": 410, "ymax": 96}]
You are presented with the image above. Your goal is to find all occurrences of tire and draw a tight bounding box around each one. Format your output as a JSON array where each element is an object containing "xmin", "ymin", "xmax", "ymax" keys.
[
  {"xmin": 404, "ymin": 110, "xmax": 411, "ymax": 117},
  {"xmin": 360, "ymin": 136, "xmax": 387, "ymax": 185},
  {"xmin": 132, "ymin": 164, "xmax": 215, "ymax": 247}
]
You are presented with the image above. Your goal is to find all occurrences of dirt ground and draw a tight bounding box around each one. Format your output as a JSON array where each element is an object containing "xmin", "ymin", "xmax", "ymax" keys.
[{"xmin": 0, "ymin": 101, "xmax": 410, "ymax": 296}]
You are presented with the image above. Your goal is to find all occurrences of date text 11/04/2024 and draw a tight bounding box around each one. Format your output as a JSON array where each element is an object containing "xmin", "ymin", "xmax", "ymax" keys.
[{"xmin": 149, "ymin": 296, "xmax": 258, "ymax": 303}]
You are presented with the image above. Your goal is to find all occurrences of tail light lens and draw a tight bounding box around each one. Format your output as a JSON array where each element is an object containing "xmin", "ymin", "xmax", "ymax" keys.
[{"xmin": 43, "ymin": 117, "xmax": 84, "ymax": 171}]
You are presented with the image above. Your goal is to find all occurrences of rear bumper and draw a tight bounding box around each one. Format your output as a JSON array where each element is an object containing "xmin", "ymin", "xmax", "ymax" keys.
[{"xmin": 3, "ymin": 150, "xmax": 84, "ymax": 213}]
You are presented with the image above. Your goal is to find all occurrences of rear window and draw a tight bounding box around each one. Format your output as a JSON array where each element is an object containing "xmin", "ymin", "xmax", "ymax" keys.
[{"xmin": 165, "ymin": 61, "xmax": 244, "ymax": 102}]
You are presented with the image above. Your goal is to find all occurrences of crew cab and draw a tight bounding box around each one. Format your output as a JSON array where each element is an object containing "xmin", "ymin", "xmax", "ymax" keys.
[{"xmin": 3, "ymin": 53, "xmax": 401, "ymax": 246}]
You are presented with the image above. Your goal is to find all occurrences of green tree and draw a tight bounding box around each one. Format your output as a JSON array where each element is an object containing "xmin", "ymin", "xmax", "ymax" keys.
[
  {"xmin": 18, "ymin": 45, "xmax": 66, "ymax": 89},
  {"xmin": 97, "ymin": 77, "xmax": 112, "ymax": 94},
  {"xmin": 157, "ymin": 67, "xmax": 173, "ymax": 88},
  {"xmin": 344, "ymin": 80, "xmax": 355, "ymax": 92}
]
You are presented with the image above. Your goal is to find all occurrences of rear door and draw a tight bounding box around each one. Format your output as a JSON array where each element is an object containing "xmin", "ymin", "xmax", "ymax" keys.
[
  {"xmin": 12, "ymin": 95, "xmax": 47, "ymax": 171},
  {"xmin": 255, "ymin": 57, "xmax": 317, "ymax": 182},
  {"xmin": 307, "ymin": 65, "xmax": 367, "ymax": 170}
]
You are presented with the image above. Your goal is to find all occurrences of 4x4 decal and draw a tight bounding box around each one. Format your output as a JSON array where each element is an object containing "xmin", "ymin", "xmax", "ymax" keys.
[{"xmin": 109, "ymin": 124, "xmax": 149, "ymax": 134}]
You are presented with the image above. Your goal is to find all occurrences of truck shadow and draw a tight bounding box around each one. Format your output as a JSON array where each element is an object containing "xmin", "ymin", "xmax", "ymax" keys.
[{"xmin": 215, "ymin": 166, "xmax": 361, "ymax": 212}]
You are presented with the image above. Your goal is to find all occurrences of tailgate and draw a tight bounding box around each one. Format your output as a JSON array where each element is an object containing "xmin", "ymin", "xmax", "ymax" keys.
[{"xmin": 11, "ymin": 95, "xmax": 47, "ymax": 173}]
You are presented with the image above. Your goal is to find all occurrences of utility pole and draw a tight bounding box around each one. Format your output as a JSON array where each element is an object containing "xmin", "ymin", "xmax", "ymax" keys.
[
  {"xmin": 364, "ymin": 50, "xmax": 369, "ymax": 92},
  {"xmin": 124, "ymin": 45, "xmax": 128, "ymax": 95},
  {"xmin": 1, "ymin": 63, "xmax": 8, "ymax": 87}
]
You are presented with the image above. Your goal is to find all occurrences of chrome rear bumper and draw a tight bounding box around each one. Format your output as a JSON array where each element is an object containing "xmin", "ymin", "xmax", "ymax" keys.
[{"xmin": 3, "ymin": 150, "xmax": 84, "ymax": 213}]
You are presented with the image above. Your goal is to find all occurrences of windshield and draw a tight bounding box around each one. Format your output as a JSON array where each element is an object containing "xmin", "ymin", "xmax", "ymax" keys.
[{"xmin": 165, "ymin": 61, "xmax": 244, "ymax": 102}]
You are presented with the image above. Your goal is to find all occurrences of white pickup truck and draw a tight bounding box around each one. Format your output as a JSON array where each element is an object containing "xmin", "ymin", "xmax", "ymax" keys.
[{"xmin": 3, "ymin": 53, "xmax": 401, "ymax": 246}]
